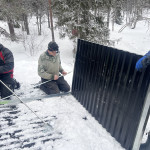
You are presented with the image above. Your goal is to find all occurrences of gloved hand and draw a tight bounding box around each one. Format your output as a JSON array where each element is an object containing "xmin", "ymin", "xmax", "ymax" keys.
[
  {"xmin": 136, "ymin": 51, "xmax": 150, "ymax": 71},
  {"xmin": 136, "ymin": 55, "xmax": 147, "ymax": 71}
]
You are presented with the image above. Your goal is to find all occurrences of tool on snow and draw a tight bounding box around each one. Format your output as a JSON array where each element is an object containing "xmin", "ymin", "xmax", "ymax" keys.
[
  {"xmin": 0, "ymin": 94, "xmax": 13, "ymax": 100},
  {"xmin": 0, "ymin": 71, "xmax": 72, "ymax": 101},
  {"xmin": 0, "ymin": 91, "xmax": 24, "ymax": 101},
  {"xmin": 0, "ymin": 92, "xmax": 71, "ymax": 105},
  {"xmin": 0, "ymin": 80, "xmax": 53, "ymax": 130},
  {"xmin": 33, "ymin": 71, "xmax": 72, "ymax": 88}
]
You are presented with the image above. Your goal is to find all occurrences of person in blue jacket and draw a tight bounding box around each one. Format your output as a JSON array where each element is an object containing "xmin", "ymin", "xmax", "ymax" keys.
[{"xmin": 136, "ymin": 51, "xmax": 150, "ymax": 71}]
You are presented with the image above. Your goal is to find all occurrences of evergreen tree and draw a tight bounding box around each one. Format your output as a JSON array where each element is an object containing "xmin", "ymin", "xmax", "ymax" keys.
[
  {"xmin": 52, "ymin": 0, "xmax": 110, "ymax": 45},
  {"xmin": 0, "ymin": 0, "xmax": 18, "ymax": 40}
]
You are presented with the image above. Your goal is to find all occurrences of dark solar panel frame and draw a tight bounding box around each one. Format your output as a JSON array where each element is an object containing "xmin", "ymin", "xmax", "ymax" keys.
[{"xmin": 72, "ymin": 39, "xmax": 150, "ymax": 150}]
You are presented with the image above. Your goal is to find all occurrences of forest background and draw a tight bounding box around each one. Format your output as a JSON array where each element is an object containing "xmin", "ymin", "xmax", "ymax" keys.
[
  {"xmin": 0, "ymin": 0, "xmax": 150, "ymax": 55},
  {"xmin": 0, "ymin": 0, "xmax": 150, "ymax": 149}
]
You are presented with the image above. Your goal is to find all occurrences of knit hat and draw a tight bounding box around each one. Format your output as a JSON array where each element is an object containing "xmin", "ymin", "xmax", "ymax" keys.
[{"xmin": 48, "ymin": 42, "xmax": 59, "ymax": 52}]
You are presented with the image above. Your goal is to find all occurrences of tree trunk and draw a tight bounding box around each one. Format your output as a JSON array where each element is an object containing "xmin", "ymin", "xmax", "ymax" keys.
[
  {"xmin": 112, "ymin": 9, "xmax": 115, "ymax": 31},
  {"xmin": 47, "ymin": 9, "xmax": 50, "ymax": 28},
  {"xmin": 39, "ymin": 14, "xmax": 42, "ymax": 35},
  {"xmin": 36, "ymin": 14, "xmax": 40, "ymax": 35},
  {"xmin": 23, "ymin": 14, "xmax": 30, "ymax": 35},
  {"xmin": 7, "ymin": 18, "xmax": 15, "ymax": 41},
  {"xmin": 107, "ymin": 7, "xmax": 111, "ymax": 28},
  {"xmin": 115, "ymin": 6, "xmax": 122, "ymax": 25},
  {"xmin": 48, "ymin": 0, "xmax": 55, "ymax": 41}
]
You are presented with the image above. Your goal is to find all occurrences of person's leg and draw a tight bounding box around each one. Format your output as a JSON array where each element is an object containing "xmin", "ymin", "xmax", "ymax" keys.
[
  {"xmin": 56, "ymin": 76, "xmax": 70, "ymax": 92},
  {"xmin": 40, "ymin": 79, "xmax": 60, "ymax": 95},
  {"xmin": 13, "ymin": 78, "xmax": 20, "ymax": 89},
  {"xmin": 0, "ymin": 75, "xmax": 14, "ymax": 99},
  {"xmin": 0, "ymin": 81, "xmax": 1, "ymax": 98}
]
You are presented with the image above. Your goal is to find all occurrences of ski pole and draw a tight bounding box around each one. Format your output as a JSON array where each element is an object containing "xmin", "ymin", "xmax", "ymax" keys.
[
  {"xmin": 0, "ymin": 72, "xmax": 72, "ymax": 100},
  {"xmin": 0, "ymin": 92, "xmax": 23, "ymax": 100},
  {"xmin": 33, "ymin": 71, "xmax": 72, "ymax": 88},
  {"xmin": 1, "ymin": 72, "xmax": 72, "ymax": 99},
  {"xmin": 0, "ymin": 94, "xmax": 13, "ymax": 100},
  {"xmin": 33, "ymin": 79, "xmax": 52, "ymax": 88},
  {"xmin": 0, "ymin": 80, "xmax": 53, "ymax": 129}
]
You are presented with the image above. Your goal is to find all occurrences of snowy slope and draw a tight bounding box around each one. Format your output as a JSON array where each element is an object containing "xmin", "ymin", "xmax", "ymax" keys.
[
  {"xmin": 110, "ymin": 20, "xmax": 150, "ymax": 55},
  {"xmin": 0, "ymin": 95, "xmax": 125, "ymax": 150},
  {"xmin": 0, "ymin": 16, "xmax": 150, "ymax": 150}
]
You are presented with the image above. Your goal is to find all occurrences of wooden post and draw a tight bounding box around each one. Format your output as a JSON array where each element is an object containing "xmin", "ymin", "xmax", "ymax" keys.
[{"xmin": 48, "ymin": 0, "xmax": 55, "ymax": 42}]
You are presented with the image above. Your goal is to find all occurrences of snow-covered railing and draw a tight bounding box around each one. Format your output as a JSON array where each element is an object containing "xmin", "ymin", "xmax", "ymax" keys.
[{"xmin": 72, "ymin": 39, "xmax": 150, "ymax": 150}]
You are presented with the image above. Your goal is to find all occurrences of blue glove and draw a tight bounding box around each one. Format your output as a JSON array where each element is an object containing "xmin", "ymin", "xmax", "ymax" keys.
[
  {"xmin": 136, "ymin": 51, "xmax": 150, "ymax": 71},
  {"xmin": 136, "ymin": 56, "xmax": 147, "ymax": 71}
]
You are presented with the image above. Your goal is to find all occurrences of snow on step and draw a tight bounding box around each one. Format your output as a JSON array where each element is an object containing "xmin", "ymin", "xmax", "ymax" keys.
[{"xmin": 0, "ymin": 105, "xmax": 62, "ymax": 150}]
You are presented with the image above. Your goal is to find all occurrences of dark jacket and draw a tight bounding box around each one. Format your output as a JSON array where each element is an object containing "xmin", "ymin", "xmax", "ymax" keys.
[{"xmin": 0, "ymin": 44, "xmax": 14, "ymax": 78}]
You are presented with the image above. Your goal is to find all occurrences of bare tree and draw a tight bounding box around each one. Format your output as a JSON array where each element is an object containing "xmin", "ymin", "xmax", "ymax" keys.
[{"xmin": 49, "ymin": 0, "xmax": 55, "ymax": 41}]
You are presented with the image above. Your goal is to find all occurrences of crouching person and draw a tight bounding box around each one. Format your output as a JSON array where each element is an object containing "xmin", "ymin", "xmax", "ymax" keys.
[
  {"xmin": 0, "ymin": 44, "xmax": 20, "ymax": 99},
  {"xmin": 38, "ymin": 41, "xmax": 70, "ymax": 95}
]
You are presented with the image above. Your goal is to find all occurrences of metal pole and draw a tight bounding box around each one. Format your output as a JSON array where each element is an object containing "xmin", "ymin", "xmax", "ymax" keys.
[
  {"xmin": 0, "ymin": 94, "xmax": 13, "ymax": 100},
  {"xmin": 132, "ymin": 84, "xmax": 150, "ymax": 150},
  {"xmin": 33, "ymin": 71, "xmax": 72, "ymax": 88},
  {"xmin": 48, "ymin": 0, "xmax": 55, "ymax": 42},
  {"xmin": 0, "ymin": 80, "xmax": 52, "ymax": 129},
  {"xmin": 0, "ymin": 72, "xmax": 72, "ymax": 100},
  {"xmin": 33, "ymin": 79, "xmax": 52, "ymax": 88}
]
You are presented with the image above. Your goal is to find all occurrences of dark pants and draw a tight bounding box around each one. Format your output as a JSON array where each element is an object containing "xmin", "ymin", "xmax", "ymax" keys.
[
  {"xmin": 0, "ymin": 74, "xmax": 15, "ymax": 99},
  {"xmin": 40, "ymin": 76, "xmax": 70, "ymax": 95}
]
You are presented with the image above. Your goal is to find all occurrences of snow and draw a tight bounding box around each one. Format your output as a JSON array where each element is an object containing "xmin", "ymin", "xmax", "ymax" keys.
[
  {"xmin": 0, "ymin": 16, "xmax": 150, "ymax": 150},
  {"xmin": 110, "ymin": 20, "xmax": 150, "ymax": 55}
]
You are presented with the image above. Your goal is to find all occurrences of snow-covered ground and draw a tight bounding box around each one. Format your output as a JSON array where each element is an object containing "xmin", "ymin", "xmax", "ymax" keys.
[
  {"xmin": 0, "ymin": 16, "xmax": 150, "ymax": 150},
  {"xmin": 110, "ymin": 20, "xmax": 150, "ymax": 55}
]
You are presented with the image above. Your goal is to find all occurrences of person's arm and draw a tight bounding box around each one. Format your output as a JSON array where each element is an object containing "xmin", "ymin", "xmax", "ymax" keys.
[
  {"xmin": 0, "ymin": 62, "xmax": 14, "ymax": 73},
  {"xmin": 58, "ymin": 54, "xmax": 67, "ymax": 75},
  {"xmin": 59, "ymin": 55, "xmax": 67, "ymax": 76},
  {"xmin": 38, "ymin": 56, "xmax": 54, "ymax": 80},
  {"xmin": 136, "ymin": 51, "xmax": 150, "ymax": 71},
  {"xmin": 0, "ymin": 48, "xmax": 14, "ymax": 73},
  {"xmin": 58, "ymin": 55, "xmax": 63, "ymax": 73}
]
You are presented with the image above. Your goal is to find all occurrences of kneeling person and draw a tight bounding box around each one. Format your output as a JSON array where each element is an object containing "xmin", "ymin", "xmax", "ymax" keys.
[
  {"xmin": 0, "ymin": 44, "xmax": 15, "ymax": 99},
  {"xmin": 38, "ymin": 41, "xmax": 70, "ymax": 95}
]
